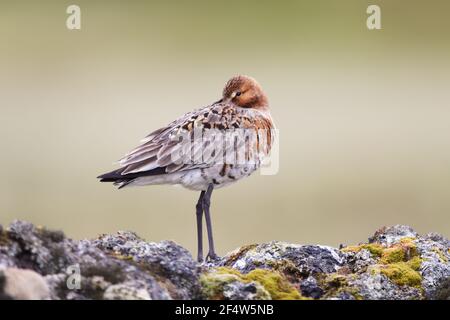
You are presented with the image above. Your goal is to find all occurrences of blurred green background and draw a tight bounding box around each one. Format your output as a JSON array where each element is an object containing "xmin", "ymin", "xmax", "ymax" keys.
[{"xmin": 1, "ymin": 0, "xmax": 449, "ymax": 255}]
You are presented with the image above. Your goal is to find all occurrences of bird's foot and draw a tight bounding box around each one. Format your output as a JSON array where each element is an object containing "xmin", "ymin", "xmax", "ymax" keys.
[{"xmin": 205, "ymin": 252, "xmax": 221, "ymax": 263}]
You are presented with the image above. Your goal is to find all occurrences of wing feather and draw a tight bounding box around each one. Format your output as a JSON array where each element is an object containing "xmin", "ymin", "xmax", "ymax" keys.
[{"xmin": 113, "ymin": 102, "xmax": 274, "ymax": 179}]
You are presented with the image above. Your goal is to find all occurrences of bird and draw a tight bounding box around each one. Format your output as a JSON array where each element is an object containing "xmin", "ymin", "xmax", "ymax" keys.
[{"xmin": 98, "ymin": 75, "xmax": 275, "ymax": 262}]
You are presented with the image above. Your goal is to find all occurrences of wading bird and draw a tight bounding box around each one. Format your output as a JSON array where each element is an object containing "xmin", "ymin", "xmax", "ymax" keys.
[{"xmin": 98, "ymin": 75, "xmax": 275, "ymax": 262}]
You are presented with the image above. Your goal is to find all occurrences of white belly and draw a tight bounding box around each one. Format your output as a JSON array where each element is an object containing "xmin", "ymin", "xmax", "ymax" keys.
[{"xmin": 129, "ymin": 163, "xmax": 259, "ymax": 191}]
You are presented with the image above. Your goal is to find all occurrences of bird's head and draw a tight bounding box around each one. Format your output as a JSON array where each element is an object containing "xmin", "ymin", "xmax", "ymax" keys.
[{"xmin": 222, "ymin": 75, "xmax": 268, "ymax": 109}]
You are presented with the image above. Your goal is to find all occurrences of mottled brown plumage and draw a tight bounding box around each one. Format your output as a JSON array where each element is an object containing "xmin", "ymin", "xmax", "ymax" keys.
[{"xmin": 98, "ymin": 75, "xmax": 275, "ymax": 261}]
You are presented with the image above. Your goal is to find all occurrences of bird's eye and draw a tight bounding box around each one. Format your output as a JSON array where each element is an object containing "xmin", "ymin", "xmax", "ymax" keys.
[{"xmin": 235, "ymin": 91, "xmax": 242, "ymax": 97}]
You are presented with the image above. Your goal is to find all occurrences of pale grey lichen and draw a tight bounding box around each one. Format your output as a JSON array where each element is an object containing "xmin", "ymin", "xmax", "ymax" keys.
[
  {"xmin": 415, "ymin": 233, "xmax": 450, "ymax": 298},
  {"xmin": 220, "ymin": 241, "xmax": 344, "ymax": 276},
  {"xmin": 0, "ymin": 221, "xmax": 175, "ymax": 300},
  {"xmin": 103, "ymin": 281, "xmax": 152, "ymax": 300},
  {"xmin": 222, "ymin": 281, "xmax": 271, "ymax": 300},
  {"xmin": 93, "ymin": 232, "xmax": 200, "ymax": 299}
]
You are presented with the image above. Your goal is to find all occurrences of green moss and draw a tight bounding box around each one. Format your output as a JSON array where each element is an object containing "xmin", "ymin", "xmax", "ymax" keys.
[
  {"xmin": 363, "ymin": 244, "xmax": 384, "ymax": 257},
  {"xmin": 342, "ymin": 238, "xmax": 418, "ymax": 263},
  {"xmin": 381, "ymin": 247, "xmax": 405, "ymax": 264},
  {"xmin": 379, "ymin": 261, "xmax": 422, "ymax": 287},
  {"xmin": 375, "ymin": 238, "xmax": 422, "ymax": 288},
  {"xmin": 378, "ymin": 237, "xmax": 419, "ymax": 265},
  {"xmin": 200, "ymin": 268, "xmax": 244, "ymax": 299},
  {"xmin": 200, "ymin": 267, "xmax": 306, "ymax": 300},
  {"xmin": 407, "ymin": 256, "xmax": 422, "ymax": 271},
  {"xmin": 325, "ymin": 274, "xmax": 348, "ymax": 287},
  {"xmin": 320, "ymin": 273, "xmax": 363, "ymax": 300},
  {"xmin": 215, "ymin": 267, "xmax": 242, "ymax": 276},
  {"xmin": 341, "ymin": 243, "xmax": 384, "ymax": 257},
  {"xmin": 343, "ymin": 237, "xmax": 423, "ymax": 289},
  {"xmin": 398, "ymin": 237, "xmax": 418, "ymax": 258},
  {"xmin": 244, "ymin": 269, "xmax": 304, "ymax": 300},
  {"xmin": 358, "ymin": 237, "xmax": 419, "ymax": 265}
]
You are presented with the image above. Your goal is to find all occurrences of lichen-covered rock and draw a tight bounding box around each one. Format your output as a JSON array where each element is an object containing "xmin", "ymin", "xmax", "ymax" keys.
[
  {"xmin": 319, "ymin": 226, "xmax": 448, "ymax": 300},
  {"xmin": 299, "ymin": 276, "xmax": 323, "ymax": 299},
  {"xmin": 93, "ymin": 232, "xmax": 200, "ymax": 299},
  {"xmin": 347, "ymin": 272, "xmax": 422, "ymax": 300},
  {"xmin": 369, "ymin": 225, "xmax": 418, "ymax": 246},
  {"xmin": 219, "ymin": 242, "xmax": 344, "ymax": 276},
  {"xmin": 416, "ymin": 233, "xmax": 450, "ymax": 299},
  {"xmin": 103, "ymin": 281, "xmax": 151, "ymax": 300},
  {"xmin": 0, "ymin": 221, "xmax": 448, "ymax": 300},
  {"xmin": 210, "ymin": 225, "xmax": 449, "ymax": 300},
  {"xmin": 0, "ymin": 220, "xmax": 195, "ymax": 300}
]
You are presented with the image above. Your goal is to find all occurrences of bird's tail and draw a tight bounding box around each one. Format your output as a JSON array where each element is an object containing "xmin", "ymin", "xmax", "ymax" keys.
[
  {"xmin": 97, "ymin": 167, "xmax": 167, "ymax": 189},
  {"xmin": 97, "ymin": 168, "xmax": 133, "ymax": 188}
]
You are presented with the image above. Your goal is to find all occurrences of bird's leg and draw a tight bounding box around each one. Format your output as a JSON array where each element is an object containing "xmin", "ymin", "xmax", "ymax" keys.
[
  {"xmin": 196, "ymin": 191, "xmax": 205, "ymax": 262},
  {"xmin": 203, "ymin": 184, "xmax": 218, "ymax": 261}
]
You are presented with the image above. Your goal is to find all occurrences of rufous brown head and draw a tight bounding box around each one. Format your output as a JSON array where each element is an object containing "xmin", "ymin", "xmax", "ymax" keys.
[{"xmin": 222, "ymin": 75, "xmax": 269, "ymax": 109}]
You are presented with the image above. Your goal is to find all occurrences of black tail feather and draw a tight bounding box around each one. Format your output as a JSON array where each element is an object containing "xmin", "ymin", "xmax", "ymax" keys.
[
  {"xmin": 97, "ymin": 168, "xmax": 126, "ymax": 182},
  {"xmin": 97, "ymin": 167, "xmax": 167, "ymax": 184}
]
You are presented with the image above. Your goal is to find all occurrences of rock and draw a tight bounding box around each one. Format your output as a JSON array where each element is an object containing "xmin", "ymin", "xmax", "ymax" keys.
[
  {"xmin": 0, "ymin": 220, "xmax": 191, "ymax": 300},
  {"xmin": 369, "ymin": 225, "xmax": 418, "ymax": 246},
  {"xmin": 300, "ymin": 276, "xmax": 324, "ymax": 299},
  {"xmin": 219, "ymin": 242, "xmax": 344, "ymax": 275},
  {"xmin": 93, "ymin": 232, "xmax": 200, "ymax": 299},
  {"xmin": 0, "ymin": 267, "xmax": 50, "ymax": 300},
  {"xmin": 0, "ymin": 221, "xmax": 448, "ymax": 300},
  {"xmin": 200, "ymin": 268, "xmax": 271, "ymax": 300},
  {"xmin": 347, "ymin": 272, "xmax": 421, "ymax": 300},
  {"xmin": 103, "ymin": 281, "xmax": 152, "ymax": 300},
  {"xmin": 432, "ymin": 277, "xmax": 450, "ymax": 300},
  {"xmin": 416, "ymin": 232, "xmax": 450, "ymax": 298}
]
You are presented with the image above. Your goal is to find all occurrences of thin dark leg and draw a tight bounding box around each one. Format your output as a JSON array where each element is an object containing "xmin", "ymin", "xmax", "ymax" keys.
[
  {"xmin": 196, "ymin": 191, "xmax": 205, "ymax": 262},
  {"xmin": 203, "ymin": 184, "xmax": 218, "ymax": 260}
]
